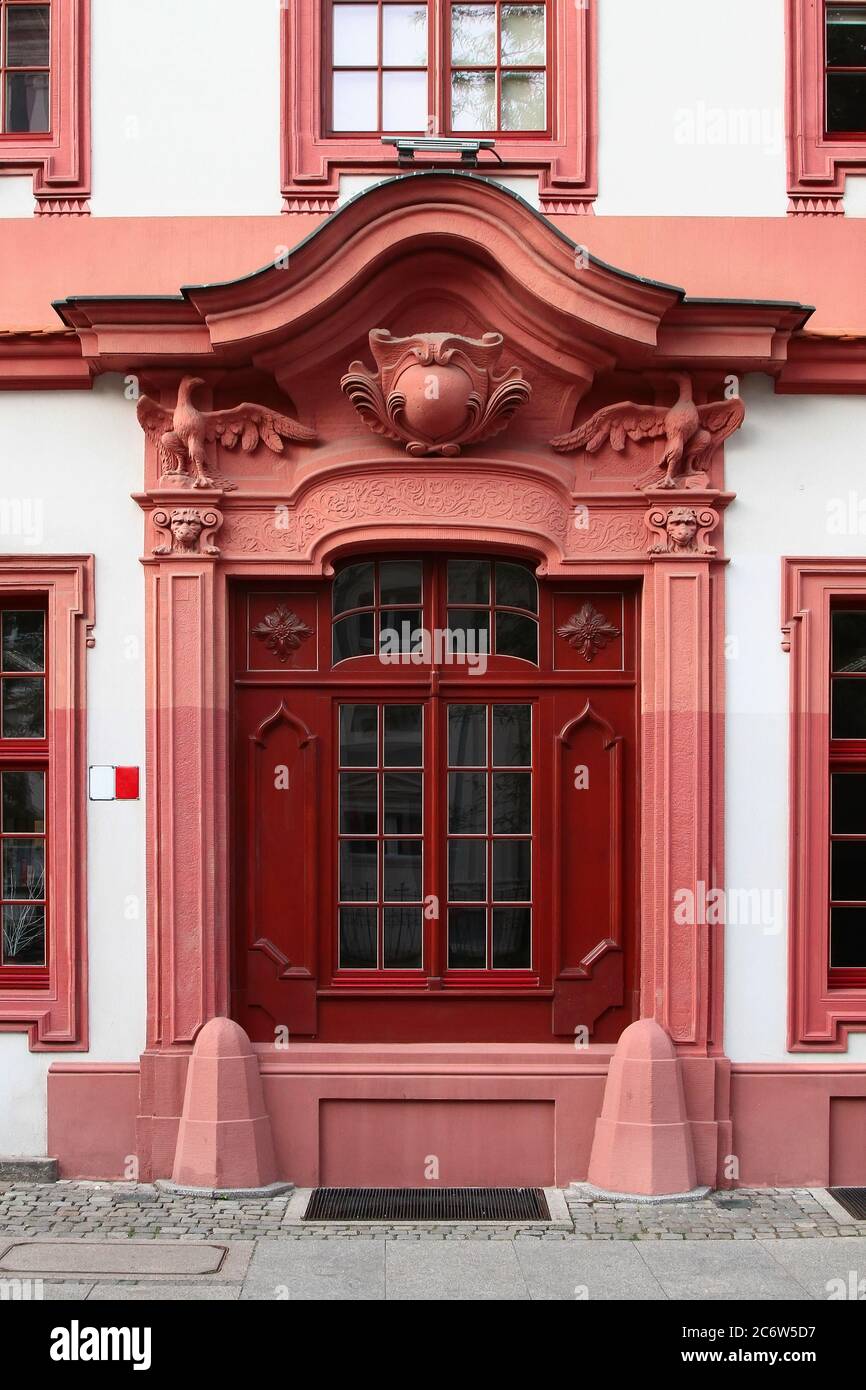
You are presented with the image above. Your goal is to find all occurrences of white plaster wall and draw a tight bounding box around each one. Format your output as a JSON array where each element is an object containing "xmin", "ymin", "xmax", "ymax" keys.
[
  {"xmin": 596, "ymin": 0, "xmax": 787, "ymax": 216},
  {"xmin": 0, "ymin": 178, "xmax": 35, "ymax": 218},
  {"xmin": 725, "ymin": 374, "xmax": 866, "ymax": 1062},
  {"xmin": 89, "ymin": 0, "xmax": 282, "ymax": 216},
  {"xmin": 0, "ymin": 377, "xmax": 146, "ymax": 1154}
]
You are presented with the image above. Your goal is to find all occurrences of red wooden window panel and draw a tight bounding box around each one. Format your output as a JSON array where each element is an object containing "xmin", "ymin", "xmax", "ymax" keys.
[{"xmin": 828, "ymin": 602, "xmax": 866, "ymax": 987}]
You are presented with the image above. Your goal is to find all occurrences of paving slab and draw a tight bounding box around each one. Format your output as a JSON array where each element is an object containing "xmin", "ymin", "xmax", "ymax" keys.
[
  {"xmin": 759, "ymin": 1236, "xmax": 866, "ymax": 1300},
  {"xmin": 385, "ymin": 1238, "xmax": 529, "ymax": 1300},
  {"xmin": 635, "ymin": 1239, "xmax": 813, "ymax": 1300},
  {"xmin": 513, "ymin": 1237, "xmax": 668, "ymax": 1300},
  {"xmin": 0, "ymin": 1239, "xmax": 252, "ymax": 1282},
  {"xmin": 242, "ymin": 1237, "xmax": 386, "ymax": 1300},
  {"xmin": 87, "ymin": 1283, "xmax": 241, "ymax": 1301}
]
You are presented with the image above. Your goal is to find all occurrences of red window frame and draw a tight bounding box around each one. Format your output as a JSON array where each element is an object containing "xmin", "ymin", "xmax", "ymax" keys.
[
  {"xmin": 823, "ymin": 0, "xmax": 866, "ymax": 138},
  {"xmin": 786, "ymin": 0, "xmax": 866, "ymax": 212},
  {"xmin": 0, "ymin": 0, "xmax": 51, "ymax": 136}
]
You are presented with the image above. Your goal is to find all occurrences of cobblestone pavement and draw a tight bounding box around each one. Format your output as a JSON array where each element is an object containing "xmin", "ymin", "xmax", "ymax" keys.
[{"xmin": 0, "ymin": 1181, "xmax": 864, "ymax": 1241}]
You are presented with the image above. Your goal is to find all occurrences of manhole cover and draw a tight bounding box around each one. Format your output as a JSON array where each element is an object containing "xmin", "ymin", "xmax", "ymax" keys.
[
  {"xmin": 0, "ymin": 1242, "xmax": 227, "ymax": 1276},
  {"xmin": 304, "ymin": 1187, "xmax": 550, "ymax": 1222}
]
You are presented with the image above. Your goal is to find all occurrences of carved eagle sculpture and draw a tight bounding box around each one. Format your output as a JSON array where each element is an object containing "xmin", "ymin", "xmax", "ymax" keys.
[
  {"xmin": 137, "ymin": 375, "xmax": 317, "ymax": 488},
  {"xmin": 550, "ymin": 372, "xmax": 745, "ymax": 488}
]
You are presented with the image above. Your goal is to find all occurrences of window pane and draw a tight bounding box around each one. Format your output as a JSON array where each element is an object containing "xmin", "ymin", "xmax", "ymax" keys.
[
  {"xmin": 333, "ymin": 70, "xmax": 378, "ymax": 130},
  {"xmin": 492, "ymin": 771, "xmax": 531, "ymax": 832},
  {"xmin": 333, "ymin": 4, "xmax": 378, "ymax": 64},
  {"xmin": 2, "ymin": 678, "xmax": 44, "ymax": 738},
  {"xmin": 501, "ymin": 70, "xmax": 545, "ymax": 130},
  {"xmin": 5, "ymin": 70, "xmax": 49, "ymax": 132},
  {"xmin": 827, "ymin": 7, "xmax": 866, "ymax": 66},
  {"xmin": 451, "ymin": 5, "xmax": 496, "ymax": 63},
  {"xmin": 382, "ymin": 70, "xmax": 428, "ymax": 129},
  {"xmin": 7, "ymin": 7, "xmax": 50, "ymax": 67},
  {"xmin": 333, "ymin": 612, "xmax": 375, "ymax": 663},
  {"xmin": 501, "ymin": 5, "xmax": 545, "ymax": 64},
  {"xmin": 451, "ymin": 70, "xmax": 496, "ymax": 130},
  {"xmin": 448, "ymin": 770, "xmax": 486, "ymax": 832},
  {"xmin": 379, "ymin": 608, "xmax": 422, "ymax": 653},
  {"xmin": 448, "ymin": 907, "xmax": 486, "ymax": 968},
  {"xmin": 832, "ymin": 773, "xmax": 866, "ymax": 834},
  {"xmin": 492, "ymin": 705, "xmax": 531, "ymax": 766},
  {"xmin": 333, "ymin": 562, "xmax": 375, "ymax": 614},
  {"xmin": 340, "ymin": 704, "xmax": 378, "ymax": 766},
  {"xmin": 832, "ymin": 841, "xmax": 866, "ymax": 902},
  {"xmin": 384, "ymin": 705, "xmax": 423, "ymax": 765},
  {"xmin": 495, "ymin": 611, "xmax": 538, "ymax": 662},
  {"xmin": 382, "ymin": 5, "xmax": 428, "ymax": 64},
  {"xmin": 2, "ymin": 612, "xmax": 44, "ymax": 672},
  {"xmin": 830, "ymin": 906, "xmax": 866, "ymax": 967},
  {"xmin": 340, "ymin": 906, "xmax": 377, "ymax": 968},
  {"xmin": 832, "ymin": 612, "xmax": 866, "ymax": 672},
  {"xmin": 3, "ymin": 903, "xmax": 45, "ymax": 965},
  {"xmin": 384, "ymin": 906, "xmax": 422, "ymax": 968},
  {"xmin": 831, "ymin": 678, "xmax": 866, "ymax": 738},
  {"xmin": 449, "ymin": 838, "xmax": 486, "ymax": 901},
  {"xmin": 493, "ymin": 839, "xmax": 530, "ymax": 901},
  {"xmin": 383, "ymin": 839, "xmax": 422, "ymax": 900},
  {"xmin": 448, "ymin": 704, "xmax": 486, "ymax": 766},
  {"xmin": 495, "ymin": 561, "xmax": 537, "ymax": 612},
  {"xmin": 827, "ymin": 72, "xmax": 866, "ymax": 133},
  {"xmin": 446, "ymin": 609, "xmax": 490, "ymax": 660},
  {"xmin": 492, "ymin": 907, "xmax": 531, "ymax": 968},
  {"xmin": 383, "ymin": 772, "xmax": 422, "ymax": 833},
  {"xmin": 2, "ymin": 771, "xmax": 44, "ymax": 832},
  {"xmin": 379, "ymin": 560, "xmax": 422, "ymax": 606},
  {"xmin": 3, "ymin": 838, "xmax": 44, "ymax": 900},
  {"xmin": 447, "ymin": 559, "xmax": 490, "ymax": 604},
  {"xmin": 340, "ymin": 841, "xmax": 378, "ymax": 900},
  {"xmin": 340, "ymin": 772, "xmax": 377, "ymax": 833}
]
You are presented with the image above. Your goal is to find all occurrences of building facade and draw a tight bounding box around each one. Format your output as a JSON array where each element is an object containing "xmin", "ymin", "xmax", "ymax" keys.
[{"xmin": 2, "ymin": 0, "xmax": 866, "ymax": 1191}]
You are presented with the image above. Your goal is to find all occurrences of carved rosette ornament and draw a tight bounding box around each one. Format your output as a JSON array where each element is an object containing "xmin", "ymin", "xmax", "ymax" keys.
[
  {"xmin": 153, "ymin": 507, "xmax": 223, "ymax": 556},
  {"xmin": 341, "ymin": 329, "xmax": 531, "ymax": 456},
  {"xmin": 252, "ymin": 605, "xmax": 314, "ymax": 662},
  {"xmin": 645, "ymin": 505, "xmax": 720, "ymax": 556},
  {"xmin": 556, "ymin": 602, "xmax": 621, "ymax": 662}
]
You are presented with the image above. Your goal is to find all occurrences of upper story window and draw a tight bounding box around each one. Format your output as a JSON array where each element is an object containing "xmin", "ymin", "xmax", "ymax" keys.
[
  {"xmin": 826, "ymin": 4, "xmax": 866, "ymax": 135},
  {"xmin": 1, "ymin": 2, "xmax": 50, "ymax": 134}
]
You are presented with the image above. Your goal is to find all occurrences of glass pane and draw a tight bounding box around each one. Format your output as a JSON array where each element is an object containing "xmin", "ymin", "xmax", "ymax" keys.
[
  {"xmin": 384, "ymin": 906, "xmax": 422, "ymax": 968},
  {"xmin": 495, "ymin": 611, "xmax": 538, "ymax": 662},
  {"xmin": 383, "ymin": 5, "xmax": 428, "ymax": 64},
  {"xmin": 379, "ymin": 608, "xmax": 422, "ymax": 654},
  {"xmin": 827, "ymin": 72, "xmax": 866, "ymax": 133},
  {"xmin": 383, "ymin": 839, "xmax": 422, "ymax": 900},
  {"xmin": 448, "ymin": 907, "xmax": 486, "ymax": 968},
  {"xmin": 3, "ymin": 838, "xmax": 44, "ymax": 900},
  {"xmin": 832, "ymin": 612, "xmax": 866, "ymax": 672},
  {"xmin": 449, "ymin": 839, "xmax": 486, "ymax": 901},
  {"xmin": 451, "ymin": 70, "xmax": 496, "ymax": 130},
  {"xmin": 832, "ymin": 841, "xmax": 866, "ymax": 902},
  {"xmin": 2, "ymin": 611, "xmax": 44, "ymax": 672},
  {"xmin": 339, "ymin": 772, "xmax": 377, "ymax": 834},
  {"xmin": 495, "ymin": 561, "xmax": 537, "ymax": 612},
  {"xmin": 5, "ymin": 71, "xmax": 48, "ymax": 132},
  {"xmin": 501, "ymin": 5, "xmax": 545, "ymax": 64},
  {"xmin": 382, "ymin": 70, "xmax": 427, "ymax": 129},
  {"xmin": 448, "ymin": 770, "xmax": 487, "ymax": 833},
  {"xmin": 7, "ymin": 6, "xmax": 50, "ymax": 66},
  {"xmin": 333, "ymin": 562, "xmax": 374, "ymax": 614},
  {"xmin": 2, "ymin": 771, "xmax": 44, "ymax": 833},
  {"xmin": 830, "ymin": 906, "xmax": 866, "ymax": 967},
  {"xmin": 448, "ymin": 704, "xmax": 486, "ymax": 766},
  {"xmin": 492, "ymin": 771, "xmax": 531, "ymax": 833},
  {"xmin": 447, "ymin": 558, "xmax": 490, "ymax": 604},
  {"xmin": 827, "ymin": 7, "xmax": 866, "ymax": 66},
  {"xmin": 333, "ymin": 4, "xmax": 378, "ymax": 64},
  {"xmin": 333, "ymin": 612, "xmax": 375, "ymax": 663},
  {"xmin": 501, "ymin": 70, "xmax": 545, "ymax": 130},
  {"xmin": 492, "ymin": 705, "xmax": 531, "ymax": 766},
  {"xmin": 383, "ymin": 772, "xmax": 422, "ymax": 833},
  {"xmin": 333, "ymin": 70, "xmax": 378, "ymax": 131},
  {"xmin": 831, "ymin": 678, "xmax": 866, "ymax": 738},
  {"xmin": 451, "ymin": 5, "xmax": 496, "ymax": 63},
  {"xmin": 832, "ymin": 773, "xmax": 866, "ymax": 834},
  {"xmin": 339, "ymin": 841, "xmax": 378, "ymax": 900},
  {"xmin": 492, "ymin": 907, "xmax": 531, "ymax": 968},
  {"xmin": 384, "ymin": 705, "xmax": 423, "ymax": 766},
  {"xmin": 3, "ymin": 903, "xmax": 45, "ymax": 965},
  {"xmin": 2, "ymin": 678, "xmax": 44, "ymax": 738},
  {"xmin": 339, "ymin": 906, "xmax": 377, "ymax": 968},
  {"xmin": 493, "ymin": 839, "xmax": 530, "ymax": 901},
  {"xmin": 380, "ymin": 560, "xmax": 422, "ymax": 606},
  {"xmin": 446, "ymin": 609, "xmax": 490, "ymax": 661},
  {"xmin": 340, "ymin": 704, "xmax": 378, "ymax": 766}
]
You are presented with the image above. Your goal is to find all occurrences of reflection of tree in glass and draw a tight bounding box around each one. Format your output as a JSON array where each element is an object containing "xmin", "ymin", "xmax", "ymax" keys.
[
  {"xmin": 3, "ymin": 868, "xmax": 45, "ymax": 961},
  {"xmin": 501, "ymin": 6, "xmax": 545, "ymax": 65}
]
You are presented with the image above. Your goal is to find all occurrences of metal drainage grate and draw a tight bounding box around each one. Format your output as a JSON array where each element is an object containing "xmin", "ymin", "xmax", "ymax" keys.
[
  {"xmin": 304, "ymin": 1187, "xmax": 550, "ymax": 1223},
  {"xmin": 829, "ymin": 1187, "xmax": 866, "ymax": 1220}
]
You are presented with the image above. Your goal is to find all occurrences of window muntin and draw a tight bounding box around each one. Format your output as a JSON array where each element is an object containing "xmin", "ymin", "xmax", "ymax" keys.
[
  {"xmin": 0, "ymin": 603, "xmax": 47, "ymax": 979},
  {"xmin": 1, "ymin": 2, "xmax": 50, "ymax": 135},
  {"xmin": 826, "ymin": 3, "xmax": 866, "ymax": 135}
]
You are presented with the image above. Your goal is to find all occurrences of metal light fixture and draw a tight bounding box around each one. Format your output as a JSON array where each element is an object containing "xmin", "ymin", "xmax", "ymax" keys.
[{"xmin": 381, "ymin": 136, "xmax": 497, "ymax": 167}]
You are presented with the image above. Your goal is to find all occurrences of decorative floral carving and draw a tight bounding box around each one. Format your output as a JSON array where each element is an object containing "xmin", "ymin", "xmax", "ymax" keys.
[
  {"xmin": 252, "ymin": 606, "xmax": 314, "ymax": 662},
  {"xmin": 551, "ymin": 373, "xmax": 745, "ymax": 490},
  {"xmin": 341, "ymin": 330, "xmax": 531, "ymax": 456},
  {"xmin": 571, "ymin": 513, "xmax": 647, "ymax": 555},
  {"xmin": 137, "ymin": 375, "xmax": 316, "ymax": 488},
  {"xmin": 153, "ymin": 507, "xmax": 223, "ymax": 556},
  {"xmin": 646, "ymin": 505, "xmax": 719, "ymax": 556},
  {"xmin": 556, "ymin": 603, "xmax": 622, "ymax": 662}
]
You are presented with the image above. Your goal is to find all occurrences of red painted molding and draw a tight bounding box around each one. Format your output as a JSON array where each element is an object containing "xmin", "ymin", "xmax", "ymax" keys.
[
  {"xmin": 0, "ymin": 330, "xmax": 91, "ymax": 389},
  {"xmin": 786, "ymin": 0, "xmax": 861, "ymax": 214},
  {"xmin": 783, "ymin": 556, "xmax": 866, "ymax": 1050},
  {"xmin": 280, "ymin": 0, "xmax": 597, "ymax": 212},
  {"xmin": 0, "ymin": 0, "xmax": 91, "ymax": 215},
  {"xmin": 0, "ymin": 556, "xmax": 93, "ymax": 1050}
]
